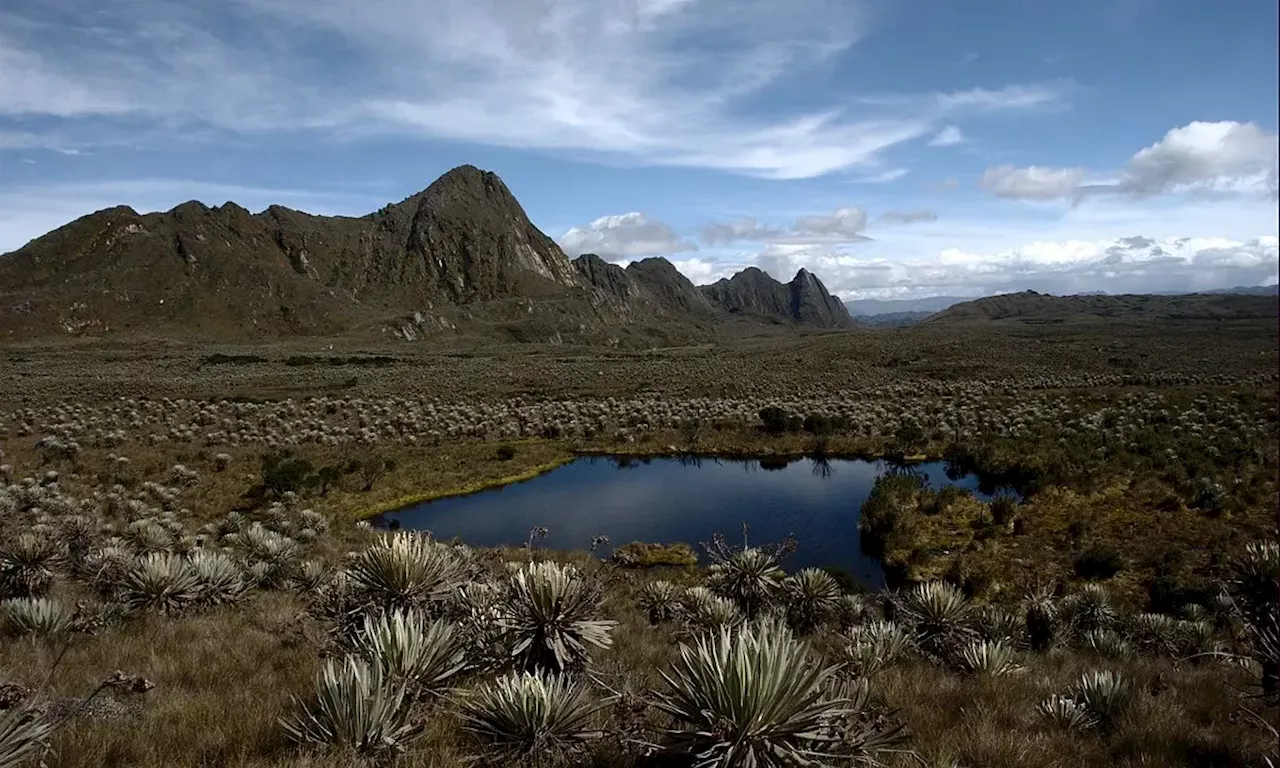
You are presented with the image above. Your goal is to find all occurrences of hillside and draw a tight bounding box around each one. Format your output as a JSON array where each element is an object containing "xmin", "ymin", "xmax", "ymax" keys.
[
  {"xmin": 0, "ymin": 166, "xmax": 853, "ymax": 343},
  {"xmin": 925, "ymin": 290, "xmax": 1279, "ymax": 325}
]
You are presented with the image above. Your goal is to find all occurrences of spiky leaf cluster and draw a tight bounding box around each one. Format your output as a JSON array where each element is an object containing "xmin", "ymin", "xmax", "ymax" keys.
[
  {"xmin": 502, "ymin": 561, "xmax": 617, "ymax": 673},
  {"xmin": 280, "ymin": 656, "xmax": 421, "ymax": 756},
  {"xmin": 652, "ymin": 622, "xmax": 862, "ymax": 767},
  {"xmin": 456, "ymin": 671, "xmax": 611, "ymax": 768}
]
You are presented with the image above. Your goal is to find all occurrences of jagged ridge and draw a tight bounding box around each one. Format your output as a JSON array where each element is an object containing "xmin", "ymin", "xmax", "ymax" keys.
[{"xmin": 0, "ymin": 165, "xmax": 855, "ymax": 340}]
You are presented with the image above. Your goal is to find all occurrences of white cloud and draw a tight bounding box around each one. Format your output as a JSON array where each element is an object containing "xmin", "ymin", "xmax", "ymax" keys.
[
  {"xmin": 857, "ymin": 83, "xmax": 1068, "ymax": 114},
  {"xmin": 981, "ymin": 121, "xmax": 1279, "ymax": 202},
  {"xmin": 701, "ymin": 207, "xmax": 872, "ymax": 245},
  {"xmin": 1097, "ymin": 121, "xmax": 1279, "ymax": 198},
  {"xmin": 934, "ymin": 84, "xmax": 1063, "ymax": 111},
  {"xmin": 851, "ymin": 168, "xmax": 909, "ymax": 183},
  {"xmin": 980, "ymin": 165, "xmax": 1088, "ymax": 200},
  {"xmin": 878, "ymin": 209, "xmax": 938, "ymax": 225},
  {"xmin": 0, "ymin": 0, "xmax": 1067, "ymax": 179},
  {"xmin": 558, "ymin": 212, "xmax": 697, "ymax": 259},
  {"xmin": 928, "ymin": 125, "xmax": 965, "ymax": 147}
]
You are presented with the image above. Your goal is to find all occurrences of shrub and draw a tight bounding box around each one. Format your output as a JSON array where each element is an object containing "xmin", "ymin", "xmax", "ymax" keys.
[
  {"xmin": 1073, "ymin": 545, "xmax": 1125, "ymax": 581},
  {"xmin": 1038, "ymin": 694, "xmax": 1097, "ymax": 731},
  {"xmin": 1064, "ymin": 583, "xmax": 1117, "ymax": 634},
  {"xmin": 899, "ymin": 581, "xmax": 973, "ymax": 655},
  {"xmin": 494, "ymin": 445, "xmax": 517, "ymax": 461},
  {"xmin": 1229, "ymin": 540, "xmax": 1280, "ymax": 622},
  {"xmin": 758, "ymin": 407, "xmax": 800, "ymax": 435},
  {"xmin": 260, "ymin": 454, "xmax": 315, "ymax": 497},
  {"xmin": 640, "ymin": 580, "xmax": 682, "ymax": 624},
  {"xmin": 843, "ymin": 620, "xmax": 914, "ymax": 677},
  {"xmin": 0, "ymin": 533, "xmax": 61, "ymax": 599},
  {"xmin": 957, "ymin": 639, "xmax": 1023, "ymax": 676},
  {"xmin": 354, "ymin": 610, "xmax": 467, "ymax": 694},
  {"xmin": 456, "ymin": 671, "xmax": 611, "ymax": 767},
  {"xmin": 346, "ymin": 533, "xmax": 467, "ymax": 613},
  {"xmin": 1073, "ymin": 670, "xmax": 1132, "ymax": 730},
  {"xmin": 932, "ymin": 485, "xmax": 970, "ymax": 514},
  {"xmin": 314, "ymin": 465, "xmax": 342, "ymax": 496},
  {"xmin": 188, "ymin": 550, "xmax": 249, "ymax": 605},
  {"xmin": 706, "ymin": 547, "xmax": 785, "ymax": 618},
  {"xmin": 893, "ymin": 420, "xmax": 926, "ymax": 454},
  {"xmin": 858, "ymin": 474, "xmax": 924, "ymax": 558},
  {"xmin": 280, "ymin": 656, "xmax": 420, "ymax": 756},
  {"xmin": 226, "ymin": 524, "xmax": 299, "ymax": 588},
  {"xmin": 0, "ymin": 696, "xmax": 66, "ymax": 767},
  {"xmin": 989, "ymin": 494, "xmax": 1019, "ymax": 526},
  {"xmin": 0, "ymin": 597, "xmax": 73, "ymax": 637},
  {"xmin": 292, "ymin": 560, "xmax": 329, "ymax": 592},
  {"xmin": 355, "ymin": 455, "xmax": 397, "ymax": 491},
  {"xmin": 681, "ymin": 587, "xmax": 744, "ymax": 634},
  {"xmin": 652, "ymin": 623, "xmax": 857, "ymax": 766},
  {"xmin": 1025, "ymin": 588, "xmax": 1060, "ymax": 652},
  {"xmin": 782, "ymin": 568, "xmax": 843, "ymax": 634},
  {"xmin": 802, "ymin": 413, "xmax": 841, "ymax": 436},
  {"xmin": 611, "ymin": 541, "xmax": 698, "ymax": 568},
  {"xmin": 120, "ymin": 552, "xmax": 201, "ymax": 614},
  {"xmin": 973, "ymin": 604, "xmax": 1024, "ymax": 645},
  {"xmin": 122, "ymin": 519, "xmax": 173, "ymax": 555},
  {"xmin": 502, "ymin": 561, "xmax": 617, "ymax": 673}
]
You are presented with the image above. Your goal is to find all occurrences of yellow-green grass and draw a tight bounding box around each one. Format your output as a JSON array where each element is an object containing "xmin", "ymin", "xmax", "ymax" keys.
[{"xmin": 353, "ymin": 456, "xmax": 576, "ymax": 519}]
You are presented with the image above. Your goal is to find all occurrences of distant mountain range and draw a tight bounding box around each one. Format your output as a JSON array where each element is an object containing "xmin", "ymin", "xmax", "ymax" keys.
[
  {"xmin": 847, "ymin": 285, "xmax": 1278, "ymax": 325},
  {"xmin": 0, "ymin": 165, "xmax": 853, "ymax": 343},
  {"xmin": 924, "ymin": 290, "xmax": 1278, "ymax": 326}
]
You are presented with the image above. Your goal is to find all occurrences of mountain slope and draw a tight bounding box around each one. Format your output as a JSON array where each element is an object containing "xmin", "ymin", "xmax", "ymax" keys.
[{"xmin": 0, "ymin": 166, "xmax": 586, "ymax": 339}]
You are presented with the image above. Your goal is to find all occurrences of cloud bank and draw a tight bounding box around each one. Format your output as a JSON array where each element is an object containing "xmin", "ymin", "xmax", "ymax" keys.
[{"xmin": 671, "ymin": 235, "xmax": 1280, "ymax": 300}]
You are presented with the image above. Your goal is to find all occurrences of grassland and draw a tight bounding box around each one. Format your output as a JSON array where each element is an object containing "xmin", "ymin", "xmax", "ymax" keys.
[{"xmin": 0, "ymin": 318, "xmax": 1276, "ymax": 767}]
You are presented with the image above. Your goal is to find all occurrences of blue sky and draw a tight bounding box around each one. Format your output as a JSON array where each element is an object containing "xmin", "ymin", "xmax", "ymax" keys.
[{"xmin": 1, "ymin": 0, "xmax": 1276, "ymax": 300}]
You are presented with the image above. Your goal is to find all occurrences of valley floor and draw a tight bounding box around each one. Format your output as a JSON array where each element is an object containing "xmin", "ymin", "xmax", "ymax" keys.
[{"xmin": 0, "ymin": 320, "xmax": 1276, "ymax": 767}]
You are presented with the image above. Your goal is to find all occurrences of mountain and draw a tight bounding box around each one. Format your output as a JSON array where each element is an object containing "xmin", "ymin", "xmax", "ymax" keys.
[
  {"xmin": 925, "ymin": 290, "xmax": 1279, "ymax": 325},
  {"xmin": 699, "ymin": 267, "xmax": 856, "ymax": 328},
  {"xmin": 573, "ymin": 255, "xmax": 719, "ymax": 320},
  {"xmin": 0, "ymin": 165, "xmax": 854, "ymax": 342},
  {"xmin": 1194, "ymin": 285, "xmax": 1279, "ymax": 296}
]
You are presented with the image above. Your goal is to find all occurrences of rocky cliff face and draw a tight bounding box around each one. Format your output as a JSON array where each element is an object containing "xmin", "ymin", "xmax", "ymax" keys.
[
  {"xmin": 789, "ymin": 268, "xmax": 856, "ymax": 328},
  {"xmin": 699, "ymin": 267, "xmax": 854, "ymax": 328}
]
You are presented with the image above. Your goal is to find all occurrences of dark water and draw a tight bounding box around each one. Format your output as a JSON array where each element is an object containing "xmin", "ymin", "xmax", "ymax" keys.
[{"xmin": 380, "ymin": 456, "xmax": 1006, "ymax": 588}]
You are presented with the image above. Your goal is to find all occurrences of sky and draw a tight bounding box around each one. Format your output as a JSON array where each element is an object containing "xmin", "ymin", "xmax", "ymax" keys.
[{"xmin": 1, "ymin": 0, "xmax": 1277, "ymax": 301}]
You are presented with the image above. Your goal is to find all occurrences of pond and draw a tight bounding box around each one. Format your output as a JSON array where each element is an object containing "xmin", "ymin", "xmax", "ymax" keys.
[{"xmin": 378, "ymin": 456, "xmax": 1008, "ymax": 589}]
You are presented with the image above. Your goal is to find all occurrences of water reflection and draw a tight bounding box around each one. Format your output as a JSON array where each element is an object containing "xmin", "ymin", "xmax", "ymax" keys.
[{"xmin": 380, "ymin": 456, "xmax": 1006, "ymax": 589}]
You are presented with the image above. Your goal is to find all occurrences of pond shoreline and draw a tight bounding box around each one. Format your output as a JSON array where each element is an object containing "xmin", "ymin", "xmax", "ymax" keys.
[{"xmin": 358, "ymin": 447, "xmax": 941, "ymax": 519}]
